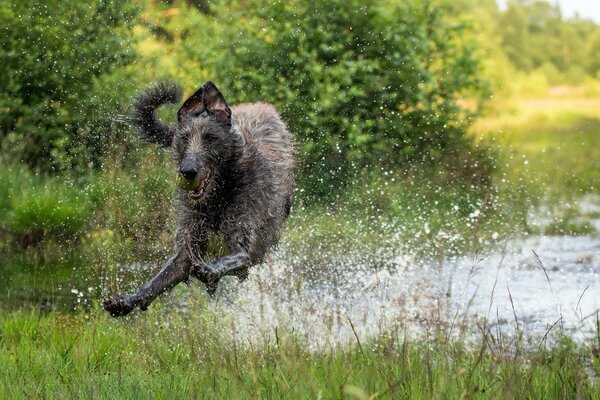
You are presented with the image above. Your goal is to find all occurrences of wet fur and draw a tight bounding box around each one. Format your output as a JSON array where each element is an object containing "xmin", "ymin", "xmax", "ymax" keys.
[{"xmin": 103, "ymin": 81, "xmax": 294, "ymax": 316}]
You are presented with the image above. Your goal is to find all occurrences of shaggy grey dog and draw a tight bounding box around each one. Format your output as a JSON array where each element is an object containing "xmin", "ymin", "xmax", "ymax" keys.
[{"xmin": 103, "ymin": 81, "xmax": 294, "ymax": 317}]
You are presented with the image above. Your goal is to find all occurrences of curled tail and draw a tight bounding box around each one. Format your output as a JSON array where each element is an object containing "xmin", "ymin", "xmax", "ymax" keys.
[{"xmin": 131, "ymin": 81, "xmax": 182, "ymax": 147}]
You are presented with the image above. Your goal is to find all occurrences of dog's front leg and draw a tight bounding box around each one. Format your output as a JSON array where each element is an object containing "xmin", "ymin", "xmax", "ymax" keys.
[
  {"xmin": 192, "ymin": 243, "xmax": 250, "ymax": 295},
  {"xmin": 103, "ymin": 249, "xmax": 192, "ymax": 317}
]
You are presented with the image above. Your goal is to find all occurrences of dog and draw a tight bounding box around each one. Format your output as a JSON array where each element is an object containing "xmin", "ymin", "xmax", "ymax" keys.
[{"xmin": 103, "ymin": 81, "xmax": 295, "ymax": 317}]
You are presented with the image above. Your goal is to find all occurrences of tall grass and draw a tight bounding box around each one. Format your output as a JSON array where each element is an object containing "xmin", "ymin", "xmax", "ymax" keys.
[
  {"xmin": 0, "ymin": 309, "xmax": 597, "ymax": 399},
  {"xmin": 0, "ymin": 149, "xmax": 175, "ymax": 262},
  {"xmin": 0, "ymin": 165, "xmax": 91, "ymax": 251}
]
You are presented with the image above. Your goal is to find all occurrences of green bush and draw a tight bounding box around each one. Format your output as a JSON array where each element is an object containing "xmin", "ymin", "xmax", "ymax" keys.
[
  {"xmin": 183, "ymin": 0, "xmax": 489, "ymax": 200},
  {"xmin": 0, "ymin": 0, "xmax": 137, "ymax": 171}
]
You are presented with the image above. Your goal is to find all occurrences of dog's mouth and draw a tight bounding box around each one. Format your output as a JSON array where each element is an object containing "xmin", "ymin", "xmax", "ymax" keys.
[{"xmin": 189, "ymin": 171, "xmax": 213, "ymax": 200}]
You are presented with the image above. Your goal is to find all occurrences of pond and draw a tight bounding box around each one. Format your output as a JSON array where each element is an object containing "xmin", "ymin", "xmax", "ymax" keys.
[
  {"xmin": 208, "ymin": 230, "xmax": 600, "ymax": 349},
  {"xmin": 1, "ymin": 199, "xmax": 598, "ymax": 350}
]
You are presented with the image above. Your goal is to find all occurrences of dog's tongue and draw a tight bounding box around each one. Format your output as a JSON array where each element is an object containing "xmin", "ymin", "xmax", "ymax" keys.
[{"xmin": 193, "ymin": 180, "xmax": 205, "ymax": 194}]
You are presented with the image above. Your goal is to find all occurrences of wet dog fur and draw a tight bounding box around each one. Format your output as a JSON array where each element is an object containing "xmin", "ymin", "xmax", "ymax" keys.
[{"xmin": 102, "ymin": 81, "xmax": 294, "ymax": 317}]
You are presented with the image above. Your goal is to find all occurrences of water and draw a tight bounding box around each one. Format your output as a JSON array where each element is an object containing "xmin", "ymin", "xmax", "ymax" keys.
[
  {"xmin": 1, "ymin": 207, "xmax": 599, "ymax": 349},
  {"xmin": 208, "ymin": 233, "xmax": 600, "ymax": 349}
]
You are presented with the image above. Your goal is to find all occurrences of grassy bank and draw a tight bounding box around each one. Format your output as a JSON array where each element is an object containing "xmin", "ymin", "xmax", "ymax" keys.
[
  {"xmin": 475, "ymin": 97, "xmax": 600, "ymax": 198},
  {"xmin": 0, "ymin": 310, "xmax": 598, "ymax": 399},
  {"xmin": 473, "ymin": 96, "xmax": 600, "ymax": 236}
]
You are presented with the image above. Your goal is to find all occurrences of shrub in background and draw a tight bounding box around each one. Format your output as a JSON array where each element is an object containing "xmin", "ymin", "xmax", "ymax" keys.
[
  {"xmin": 0, "ymin": 0, "xmax": 138, "ymax": 172},
  {"xmin": 182, "ymin": 0, "xmax": 489, "ymax": 201}
]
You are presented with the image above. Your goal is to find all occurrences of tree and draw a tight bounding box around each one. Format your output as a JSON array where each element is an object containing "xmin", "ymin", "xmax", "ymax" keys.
[{"xmin": 586, "ymin": 30, "xmax": 600, "ymax": 77}]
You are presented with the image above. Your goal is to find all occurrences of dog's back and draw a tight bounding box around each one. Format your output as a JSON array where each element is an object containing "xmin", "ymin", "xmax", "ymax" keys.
[
  {"xmin": 223, "ymin": 102, "xmax": 295, "ymax": 261},
  {"xmin": 232, "ymin": 102, "xmax": 294, "ymax": 192},
  {"xmin": 232, "ymin": 102, "xmax": 294, "ymax": 165}
]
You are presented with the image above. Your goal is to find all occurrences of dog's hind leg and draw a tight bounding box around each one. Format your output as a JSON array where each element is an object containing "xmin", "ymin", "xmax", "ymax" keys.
[
  {"xmin": 103, "ymin": 250, "xmax": 192, "ymax": 317},
  {"xmin": 192, "ymin": 243, "xmax": 250, "ymax": 295}
]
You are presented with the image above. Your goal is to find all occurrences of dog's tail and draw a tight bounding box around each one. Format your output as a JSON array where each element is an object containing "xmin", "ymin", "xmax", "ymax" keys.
[{"xmin": 131, "ymin": 81, "xmax": 183, "ymax": 147}]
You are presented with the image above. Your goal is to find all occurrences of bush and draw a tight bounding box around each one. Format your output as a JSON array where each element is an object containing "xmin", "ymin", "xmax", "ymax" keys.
[
  {"xmin": 183, "ymin": 0, "xmax": 489, "ymax": 200},
  {"xmin": 0, "ymin": 0, "xmax": 137, "ymax": 171}
]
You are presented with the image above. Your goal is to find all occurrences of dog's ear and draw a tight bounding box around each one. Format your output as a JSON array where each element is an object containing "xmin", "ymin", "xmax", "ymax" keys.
[
  {"xmin": 177, "ymin": 86, "xmax": 205, "ymax": 123},
  {"xmin": 177, "ymin": 81, "xmax": 231, "ymax": 127},
  {"xmin": 201, "ymin": 81, "xmax": 232, "ymax": 127}
]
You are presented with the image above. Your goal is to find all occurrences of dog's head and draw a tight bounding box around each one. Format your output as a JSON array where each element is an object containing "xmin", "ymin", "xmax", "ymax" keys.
[{"xmin": 172, "ymin": 81, "xmax": 236, "ymax": 202}]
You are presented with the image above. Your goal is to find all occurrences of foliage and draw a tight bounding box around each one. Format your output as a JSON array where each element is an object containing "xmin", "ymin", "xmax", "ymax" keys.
[
  {"xmin": 499, "ymin": 0, "xmax": 598, "ymax": 80},
  {"xmin": 178, "ymin": 0, "xmax": 490, "ymax": 199},
  {"xmin": 453, "ymin": 0, "xmax": 600, "ymax": 92},
  {"xmin": 586, "ymin": 29, "xmax": 600, "ymax": 77},
  {"xmin": 0, "ymin": 0, "xmax": 596, "ymax": 256},
  {"xmin": 0, "ymin": 0, "xmax": 138, "ymax": 171},
  {"xmin": 0, "ymin": 164, "xmax": 91, "ymax": 248}
]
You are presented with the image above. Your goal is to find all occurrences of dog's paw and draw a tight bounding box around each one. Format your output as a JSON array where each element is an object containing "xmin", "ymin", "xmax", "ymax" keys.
[
  {"xmin": 193, "ymin": 263, "xmax": 221, "ymax": 283},
  {"xmin": 102, "ymin": 295, "xmax": 136, "ymax": 317}
]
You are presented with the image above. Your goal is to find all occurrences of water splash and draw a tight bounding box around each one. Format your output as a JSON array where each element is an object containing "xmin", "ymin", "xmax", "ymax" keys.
[{"xmin": 195, "ymin": 229, "xmax": 600, "ymax": 350}]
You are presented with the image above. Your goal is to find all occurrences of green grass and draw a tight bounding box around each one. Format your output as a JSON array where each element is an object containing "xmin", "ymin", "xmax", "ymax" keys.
[
  {"xmin": 0, "ymin": 310, "xmax": 598, "ymax": 399},
  {"xmin": 0, "ymin": 149, "xmax": 176, "ymax": 262},
  {"xmin": 471, "ymin": 96, "xmax": 600, "ymax": 235},
  {"xmin": 285, "ymin": 176, "xmax": 524, "ymax": 262},
  {"xmin": 0, "ymin": 165, "xmax": 92, "ymax": 249},
  {"xmin": 475, "ymin": 97, "xmax": 600, "ymax": 199}
]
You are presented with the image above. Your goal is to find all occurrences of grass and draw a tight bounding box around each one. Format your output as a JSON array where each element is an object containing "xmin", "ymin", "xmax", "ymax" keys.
[
  {"xmin": 474, "ymin": 97, "xmax": 600, "ymax": 199},
  {"xmin": 0, "ymin": 165, "xmax": 92, "ymax": 250},
  {"xmin": 286, "ymin": 177, "xmax": 522, "ymax": 262},
  {"xmin": 471, "ymin": 96, "xmax": 600, "ymax": 236},
  {"xmin": 0, "ymin": 309, "xmax": 598, "ymax": 399},
  {"xmin": 1, "ymin": 93, "xmax": 599, "ymax": 397}
]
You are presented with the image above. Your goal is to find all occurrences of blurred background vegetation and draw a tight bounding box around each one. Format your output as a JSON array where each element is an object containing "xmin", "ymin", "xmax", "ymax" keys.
[
  {"xmin": 1, "ymin": 1, "xmax": 600, "ymax": 396},
  {"xmin": 0, "ymin": 0, "xmax": 599, "ymax": 266}
]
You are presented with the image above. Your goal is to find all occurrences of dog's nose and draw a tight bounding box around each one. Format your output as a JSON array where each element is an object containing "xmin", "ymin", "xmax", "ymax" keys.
[{"xmin": 179, "ymin": 165, "xmax": 198, "ymax": 180}]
